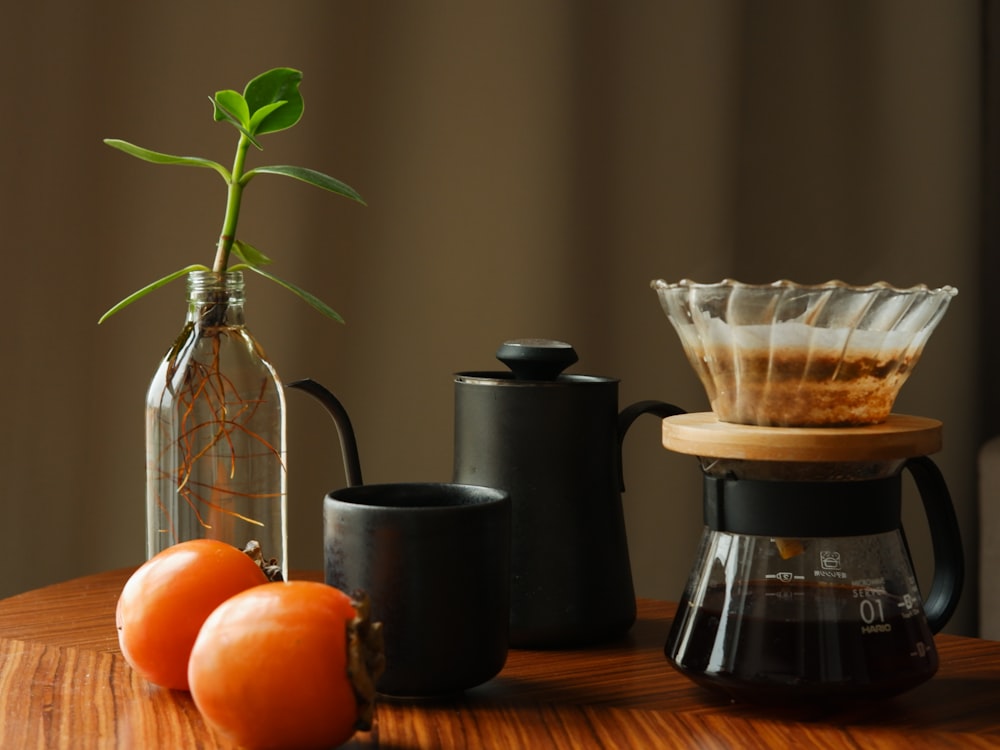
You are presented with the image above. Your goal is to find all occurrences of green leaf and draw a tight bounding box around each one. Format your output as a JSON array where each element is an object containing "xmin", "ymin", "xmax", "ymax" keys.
[
  {"xmin": 208, "ymin": 97, "xmax": 263, "ymax": 149},
  {"xmin": 248, "ymin": 101, "xmax": 288, "ymax": 135},
  {"xmin": 243, "ymin": 68, "xmax": 304, "ymax": 135},
  {"xmin": 243, "ymin": 164, "xmax": 366, "ymax": 205},
  {"xmin": 232, "ymin": 239, "xmax": 273, "ymax": 267},
  {"xmin": 103, "ymin": 139, "xmax": 230, "ymax": 181},
  {"xmin": 98, "ymin": 264, "xmax": 210, "ymax": 324},
  {"xmin": 239, "ymin": 264, "xmax": 344, "ymax": 323},
  {"xmin": 212, "ymin": 90, "xmax": 250, "ymax": 128}
]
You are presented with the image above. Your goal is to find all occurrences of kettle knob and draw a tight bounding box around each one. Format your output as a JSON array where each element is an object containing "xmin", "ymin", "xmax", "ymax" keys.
[{"xmin": 496, "ymin": 338, "xmax": 578, "ymax": 381}]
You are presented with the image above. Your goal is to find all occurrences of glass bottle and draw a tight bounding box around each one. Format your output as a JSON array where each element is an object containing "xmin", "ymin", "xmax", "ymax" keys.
[{"xmin": 146, "ymin": 270, "xmax": 287, "ymax": 579}]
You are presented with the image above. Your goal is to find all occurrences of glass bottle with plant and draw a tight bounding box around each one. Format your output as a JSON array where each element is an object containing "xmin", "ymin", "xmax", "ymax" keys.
[{"xmin": 100, "ymin": 67, "xmax": 364, "ymax": 580}]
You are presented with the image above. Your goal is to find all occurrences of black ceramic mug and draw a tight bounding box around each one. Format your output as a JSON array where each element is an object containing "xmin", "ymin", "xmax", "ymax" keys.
[{"xmin": 323, "ymin": 482, "xmax": 511, "ymax": 697}]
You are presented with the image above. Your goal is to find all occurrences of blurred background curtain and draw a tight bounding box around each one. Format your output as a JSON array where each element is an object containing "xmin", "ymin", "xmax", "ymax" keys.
[{"xmin": 0, "ymin": 1, "xmax": 983, "ymax": 635}]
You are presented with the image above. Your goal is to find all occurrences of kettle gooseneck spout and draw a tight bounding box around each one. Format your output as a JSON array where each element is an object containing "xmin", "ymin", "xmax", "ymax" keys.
[{"xmin": 287, "ymin": 378, "xmax": 364, "ymax": 488}]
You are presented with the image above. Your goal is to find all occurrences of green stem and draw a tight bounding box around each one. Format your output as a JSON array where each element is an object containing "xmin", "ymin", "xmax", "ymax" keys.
[{"xmin": 212, "ymin": 134, "xmax": 252, "ymax": 273}]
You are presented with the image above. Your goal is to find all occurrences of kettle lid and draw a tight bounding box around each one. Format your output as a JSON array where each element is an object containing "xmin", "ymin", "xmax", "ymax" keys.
[{"xmin": 495, "ymin": 338, "xmax": 578, "ymax": 381}]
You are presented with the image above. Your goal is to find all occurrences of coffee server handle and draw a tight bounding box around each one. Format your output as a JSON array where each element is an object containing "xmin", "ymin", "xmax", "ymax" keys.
[
  {"xmin": 616, "ymin": 401, "xmax": 687, "ymax": 492},
  {"xmin": 904, "ymin": 455, "xmax": 964, "ymax": 633}
]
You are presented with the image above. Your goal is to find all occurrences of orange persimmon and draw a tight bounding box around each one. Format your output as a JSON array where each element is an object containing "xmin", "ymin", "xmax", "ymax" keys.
[
  {"xmin": 115, "ymin": 538, "xmax": 269, "ymax": 691},
  {"xmin": 188, "ymin": 581, "xmax": 383, "ymax": 750}
]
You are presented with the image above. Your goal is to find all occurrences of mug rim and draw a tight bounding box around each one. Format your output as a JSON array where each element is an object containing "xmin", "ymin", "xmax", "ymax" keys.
[{"xmin": 325, "ymin": 482, "xmax": 509, "ymax": 512}]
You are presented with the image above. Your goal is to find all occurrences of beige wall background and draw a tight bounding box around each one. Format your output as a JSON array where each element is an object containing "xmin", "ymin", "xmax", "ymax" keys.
[{"xmin": 0, "ymin": 2, "xmax": 984, "ymax": 635}]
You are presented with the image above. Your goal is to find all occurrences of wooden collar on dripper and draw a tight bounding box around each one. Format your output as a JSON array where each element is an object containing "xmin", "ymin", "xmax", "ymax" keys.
[{"xmin": 662, "ymin": 412, "xmax": 942, "ymax": 463}]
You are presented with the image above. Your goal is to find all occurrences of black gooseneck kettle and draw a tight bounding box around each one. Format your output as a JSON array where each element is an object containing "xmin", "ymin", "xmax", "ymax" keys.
[{"xmin": 453, "ymin": 339, "xmax": 685, "ymax": 648}]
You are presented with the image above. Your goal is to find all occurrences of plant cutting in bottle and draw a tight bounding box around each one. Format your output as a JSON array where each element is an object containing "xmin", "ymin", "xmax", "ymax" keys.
[
  {"xmin": 100, "ymin": 68, "xmax": 363, "ymax": 578},
  {"xmin": 99, "ymin": 66, "xmax": 364, "ymax": 323}
]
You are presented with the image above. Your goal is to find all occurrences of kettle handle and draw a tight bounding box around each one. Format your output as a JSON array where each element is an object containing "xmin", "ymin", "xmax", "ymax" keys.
[
  {"xmin": 617, "ymin": 400, "xmax": 687, "ymax": 492},
  {"xmin": 904, "ymin": 455, "xmax": 964, "ymax": 633},
  {"xmin": 287, "ymin": 378, "xmax": 365, "ymax": 488}
]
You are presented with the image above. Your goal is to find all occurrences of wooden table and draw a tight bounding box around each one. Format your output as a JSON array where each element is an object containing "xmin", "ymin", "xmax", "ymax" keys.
[{"xmin": 1, "ymin": 570, "xmax": 999, "ymax": 748}]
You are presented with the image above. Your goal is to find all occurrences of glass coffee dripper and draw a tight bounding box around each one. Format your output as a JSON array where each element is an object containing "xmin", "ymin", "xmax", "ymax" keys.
[
  {"xmin": 650, "ymin": 279, "xmax": 962, "ymax": 703},
  {"xmin": 650, "ymin": 279, "xmax": 957, "ymax": 428}
]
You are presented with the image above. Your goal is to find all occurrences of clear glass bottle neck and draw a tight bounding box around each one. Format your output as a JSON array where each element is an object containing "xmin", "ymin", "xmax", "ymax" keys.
[{"xmin": 186, "ymin": 270, "xmax": 245, "ymax": 326}]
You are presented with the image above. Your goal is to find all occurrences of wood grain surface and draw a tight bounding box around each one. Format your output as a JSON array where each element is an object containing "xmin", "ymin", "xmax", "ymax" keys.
[{"xmin": 1, "ymin": 569, "xmax": 999, "ymax": 749}]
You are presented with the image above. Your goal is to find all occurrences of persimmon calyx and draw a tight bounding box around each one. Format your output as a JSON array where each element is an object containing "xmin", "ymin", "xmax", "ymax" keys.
[
  {"xmin": 241, "ymin": 539, "xmax": 284, "ymax": 582},
  {"xmin": 347, "ymin": 590, "xmax": 385, "ymax": 730}
]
